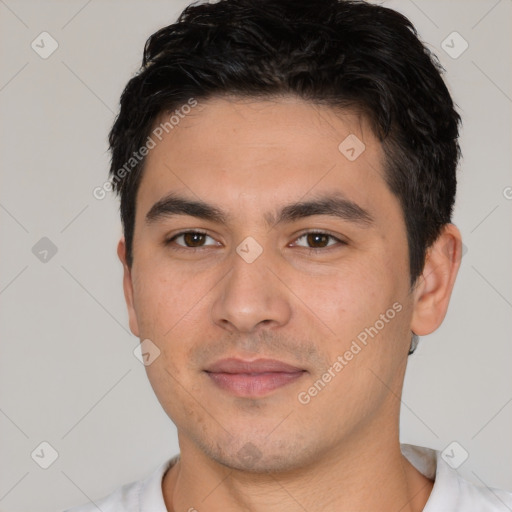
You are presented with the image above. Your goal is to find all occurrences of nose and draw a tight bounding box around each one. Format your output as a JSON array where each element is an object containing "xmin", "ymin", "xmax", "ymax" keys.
[{"xmin": 210, "ymin": 244, "xmax": 292, "ymax": 334}]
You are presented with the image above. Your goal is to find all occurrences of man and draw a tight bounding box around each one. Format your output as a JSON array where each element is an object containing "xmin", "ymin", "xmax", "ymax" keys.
[{"xmin": 68, "ymin": 0, "xmax": 512, "ymax": 510}]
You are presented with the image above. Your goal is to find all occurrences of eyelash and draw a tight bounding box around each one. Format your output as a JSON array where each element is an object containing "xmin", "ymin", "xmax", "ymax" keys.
[{"xmin": 164, "ymin": 230, "xmax": 347, "ymax": 253}]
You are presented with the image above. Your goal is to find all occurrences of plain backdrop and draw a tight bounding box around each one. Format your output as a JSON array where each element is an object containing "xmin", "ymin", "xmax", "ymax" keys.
[{"xmin": 0, "ymin": 1, "xmax": 511, "ymax": 511}]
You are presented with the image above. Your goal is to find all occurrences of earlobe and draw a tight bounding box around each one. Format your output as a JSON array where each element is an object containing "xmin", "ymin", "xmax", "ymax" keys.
[
  {"xmin": 410, "ymin": 224, "xmax": 462, "ymax": 336},
  {"xmin": 117, "ymin": 237, "xmax": 140, "ymax": 337}
]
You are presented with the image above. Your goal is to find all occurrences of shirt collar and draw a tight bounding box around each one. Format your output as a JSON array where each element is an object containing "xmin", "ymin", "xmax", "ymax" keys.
[
  {"xmin": 401, "ymin": 443, "xmax": 457, "ymax": 511},
  {"xmin": 138, "ymin": 454, "xmax": 179, "ymax": 512}
]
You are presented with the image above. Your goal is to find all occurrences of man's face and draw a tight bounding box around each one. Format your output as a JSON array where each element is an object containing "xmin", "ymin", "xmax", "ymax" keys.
[{"xmin": 123, "ymin": 96, "xmax": 416, "ymax": 472}]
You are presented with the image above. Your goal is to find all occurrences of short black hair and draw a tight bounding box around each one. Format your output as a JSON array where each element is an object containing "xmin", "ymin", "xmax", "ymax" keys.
[{"xmin": 108, "ymin": 0, "xmax": 461, "ymax": 285}]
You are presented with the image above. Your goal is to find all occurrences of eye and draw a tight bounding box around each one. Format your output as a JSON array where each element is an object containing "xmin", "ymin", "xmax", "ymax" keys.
[
  {"xmin": 164, "ymin": 230, "xmax": 346, "ymax": 252},
  {"xmin": 165, "ymin": 230, "xmax": 219, "ymax": 249},
  {"xmin": 293, "ymin": 231, "xmax": 346, "ymax": 250}
]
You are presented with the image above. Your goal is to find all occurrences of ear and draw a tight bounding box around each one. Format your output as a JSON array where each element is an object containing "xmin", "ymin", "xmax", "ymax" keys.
[
  {"xmin": 117, "ymin": 237, "xmax": 140, "ymax": 337},
  {"xmin": 411, "ymin": 224, "xmax": 462, "ymax": 336}
]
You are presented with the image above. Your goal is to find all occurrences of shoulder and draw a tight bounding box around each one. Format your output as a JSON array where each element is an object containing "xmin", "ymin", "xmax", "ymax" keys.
[
  {"xmin": 445, "ymin": 469, "xmax": 512, "ymax": 511},
  {"xmin": 62, "ymin": 480, "xmax": 141, "ymax": 512},
  {"xmin": 401, "ymin": 443, "xmax": 512, "ymax": 511},
  {"xmin": 62, "ymin": 456, "xmax": 178, "ymax": 512}
]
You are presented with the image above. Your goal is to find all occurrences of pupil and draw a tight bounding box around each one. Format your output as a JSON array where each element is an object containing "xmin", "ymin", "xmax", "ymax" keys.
[
  {"xmin": 182, "ymin": 233, "xmax": 329, "ymax": 248},
  {"xmin": 308, "ymin": 233, "xmax": 328, "ymax": 247},
  {"xmin": 184, "ymin": 233, "xmax": 204, "ymax": 247}
]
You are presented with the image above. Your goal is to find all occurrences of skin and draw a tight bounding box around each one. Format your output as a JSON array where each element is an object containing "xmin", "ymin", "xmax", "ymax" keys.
[{"xmin": 117, "ymin": 95, "xmax": 462, "ymax": 512}]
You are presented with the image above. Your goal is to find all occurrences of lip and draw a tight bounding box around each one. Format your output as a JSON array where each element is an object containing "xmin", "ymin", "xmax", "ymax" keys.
[
  {"xmin": 205, "ymin": 358, "xmax": 306, "ymax": 397},
  {"xmin": 206, "ymin": 358, "xmax": 303, "ymax": 374}
]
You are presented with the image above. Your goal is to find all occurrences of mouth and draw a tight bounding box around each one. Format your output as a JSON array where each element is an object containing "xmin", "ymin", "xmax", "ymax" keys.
[{"xmin": 204, "ymin": 358, "xmax": 307, "ymax": 398}]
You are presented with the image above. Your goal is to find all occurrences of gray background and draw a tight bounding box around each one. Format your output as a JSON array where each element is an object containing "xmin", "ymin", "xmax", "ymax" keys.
[{"xmin": 0, "ymin": 1, "xmax": 511, "ymax": 511}]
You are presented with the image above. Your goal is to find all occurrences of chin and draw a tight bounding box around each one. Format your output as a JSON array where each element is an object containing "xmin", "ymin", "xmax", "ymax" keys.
[{"xmin": 198, "ymin": 435, "xmax": 317, "ymax": 474}]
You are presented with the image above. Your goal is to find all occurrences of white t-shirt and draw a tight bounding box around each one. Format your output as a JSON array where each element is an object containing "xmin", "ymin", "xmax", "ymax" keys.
[{"xmin": 64, "ymin": 444, "xmax": 512, "ymax": 511}]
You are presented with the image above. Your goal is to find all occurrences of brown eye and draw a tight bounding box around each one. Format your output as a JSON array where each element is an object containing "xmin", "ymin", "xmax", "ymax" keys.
[
  {"xmin": 294, "ymin": 231, "xmax": 343, "ymax": 250},
  {"xmin": 182, "ymin": 232, "xmax": 207, "ymax": 247},
  {"xmin": 306, "ymin": 233, "xmax": 330, "ymax": 248},
  {"xmin": 166, "ymin": 231, "xmax": 217, "ymax": 248}
]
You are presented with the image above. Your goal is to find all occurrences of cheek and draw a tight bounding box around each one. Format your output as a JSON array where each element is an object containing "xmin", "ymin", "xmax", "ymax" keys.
[
  {"xmin": 132, "ymin": 261, "xmax": 198, "ymax": 337},
  {"xmin": 295, "ymin": 253, "xmax": 409, "ymax": 362},
  {"xmin": 294, "ymin": 258, "xmax": 392, "ymax": 323},
  {"xmin": 132, "ymin": 267, "xmax": 212, "ymax": 378}
]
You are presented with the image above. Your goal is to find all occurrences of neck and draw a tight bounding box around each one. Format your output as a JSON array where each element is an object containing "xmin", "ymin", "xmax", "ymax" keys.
[{"xmin": 162, "ymin": 429, "xmax": 433, "ymax": 512}]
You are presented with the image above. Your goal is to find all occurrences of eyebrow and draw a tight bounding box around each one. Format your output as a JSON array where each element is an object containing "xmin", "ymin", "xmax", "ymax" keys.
[{"xmin": 145, "ymin": 192, "xmax": 373, "ymax": 228}]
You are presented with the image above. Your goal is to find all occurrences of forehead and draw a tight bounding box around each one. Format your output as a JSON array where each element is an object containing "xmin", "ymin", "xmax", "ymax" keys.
[
  {"xmin": 150, "ymin": 95, "xmax": 379, "ymax": 159},
  {"xmin": 136, "ymin": 96, "xmax": 393, "ymax": 222}
]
